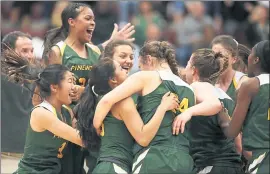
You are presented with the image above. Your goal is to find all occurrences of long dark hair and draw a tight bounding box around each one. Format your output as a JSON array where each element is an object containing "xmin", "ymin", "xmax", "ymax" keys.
[
  {"xmin": 1, "ymin": 47, "xmax": 69, "ymax": 99},
  {"xmin": 42, "ymin": 3, "xmax": 91, "ymax": 61},
  {"xmin": 73, "ymin": 58, "xmax": 116, "ymax": 150}
]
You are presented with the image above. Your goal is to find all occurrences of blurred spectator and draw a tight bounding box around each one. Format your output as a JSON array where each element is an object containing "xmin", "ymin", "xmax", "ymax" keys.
[
  {"xmin": 132, "ymin": 1, "xmax": 166, "ymax": 46},
  {"xmin": 204, "ymin": 1, "xmax": 223, "ymax": 34},
  {"xmin": 2, "ymin": 31, "xmax": 34, "ymax": 61},
  {"xmin": 1, "ymin": 2, "xmax": 20, "ymax": 37},
  {"xmin": 92, "ymin": 1, "xmax": 118, "ymax": 44},
  {"xmin": 245, "ymin": 4, "xmax": 269, "ymax": 47},
  {"xmin": 172, "ymin": 2, "xmax": 214, "ymax": 66},
  {"xmin": 51, "ymin": 1, "xmax": 69, "ymax": 28},
  {"xmin": 221, "ymin": 1, "xmax": 256, "ymax": 36},
  {"xmin": 146, "ymin": 23, "xmax": 162, "ymax": 42},
  {"xmin": 118, "ymin": 1, "xmax": 139, "ymax": 28},
  {"xmin": 21, "ymin": 2, "xmax": 50, "ymax": 38}
]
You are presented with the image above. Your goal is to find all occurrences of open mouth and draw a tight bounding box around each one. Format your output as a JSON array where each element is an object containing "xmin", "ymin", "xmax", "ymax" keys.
[
  {"xmin": 121, "ymin": 66, "xmax": 130, "ymax": 74},
  {"xmin": 86, "ymin": 29, "xmax": 93, "ymax": 36}
]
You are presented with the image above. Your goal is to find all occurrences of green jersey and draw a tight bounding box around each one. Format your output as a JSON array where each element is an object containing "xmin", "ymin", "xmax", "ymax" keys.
[
  {"xmin": 133, "ymin": 70, "xmax": 195, "ymax": 155},
  {"xmin": 56, "ymin": 41, "xmax": 101, "ymax": 87},
  {"xmin": 98, "ymin": 113, "xmax": 134, "ymax": 172},
  {"xmin": 190, "ymin": 87, "xmax": 241, "ymax": 168},
  {"xmin": 226, "ymin": 71, "xmax": 246, "ymax": 101},
  {"xmin": 242, "ymin": 74, "xmax": 270, "ymax": 160},
  {"xmin": 16, "ymin": 101, "xmax": 72, "ymax": 174}
]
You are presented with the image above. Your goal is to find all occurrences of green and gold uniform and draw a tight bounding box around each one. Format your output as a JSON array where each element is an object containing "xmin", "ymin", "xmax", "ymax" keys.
[
  {"xmin": 93, "ymin": 113, "xmax": 134, "ymax": 174},
  {"xmin": 55, "ymin": 41, "xmax": 101, "ymax": 174},
  {"xmin": 56, "ymin": 41, "xmax": 101, "ymax": 86},
  {"xmin": 132, "ymin": 70, "xmax": 195, "ymax": 174},
  {"xmin": 243, "ymin": 74, "xmax": 269, "ymax": 174},
  {"xmin": 15, "ymin": 101, "xmax": 72, "ymax": 174},
  {"xmin": 190, "ymin": 87, "xmax": 242, "ymax": 174},
  {"xmin": 226, "ymin": 71, "xmax": 246, "ymax": 101}
]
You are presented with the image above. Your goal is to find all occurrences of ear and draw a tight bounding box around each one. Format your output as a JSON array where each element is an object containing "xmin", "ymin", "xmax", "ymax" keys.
[
  {"xmin": 254, "ymin": 57, "xmax": 260, "ymax": 64},
  {"xmin": 50, "ymin": 84, "xmax": 58, "ymax": 93},
  {"xmin": 108, "ymin": 77, "xmax": 118, "ymax": 86},
  {"xmin": 231, "ymin": 56, "xmax": 237, "ymax": 64},
  {"xmin": 146, "ymin": 55, "xmax": 153, "ymax": 66},
  {"xmin": 191, "ymin": 66, "xmax": 196, "ymax": 75},
  {"xmin": 68, "ymin": 18, "xmax": 76, "ymax": 28}
]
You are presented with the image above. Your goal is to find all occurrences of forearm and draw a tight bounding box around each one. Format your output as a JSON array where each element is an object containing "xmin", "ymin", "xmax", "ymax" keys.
[
  {"xmin": 189, "ymin": 100, "xmax": 221, "ymax": 116},
  {"xmin": 100, "ymin": 39, "xmax": 112, "ymax": 49},
  {"xmin": 139, "ymin": 105, "xmax": 167, "ymax": 145},
  {"xmin": 93, "ymin": 100, "xmax": 113, "ymax": 129}
]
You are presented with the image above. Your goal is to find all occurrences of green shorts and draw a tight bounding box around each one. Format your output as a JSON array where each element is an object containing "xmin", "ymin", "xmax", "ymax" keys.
[
  {"xmin": 248, "ymin": 151, "xmax": 269, "ymax": 174},
  {"xmin": 92, "ymin": 161, "xmax": 129, "ymax": 174},
  {"xmin": 132, "ymin": 146, "xmax": 194, "ymax": 174}
]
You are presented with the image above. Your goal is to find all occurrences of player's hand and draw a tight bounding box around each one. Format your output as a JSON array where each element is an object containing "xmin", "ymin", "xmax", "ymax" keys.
[
  {"xmin": 109, "ymin": 23, "xmax": 135, "ymax": 42},
  {"xmin": 172, "ymin": 110, "xmax": 192, "ymax": 135},
  {"xmin": 70, "ymin": 85, "xmax": 84, "ymax": 102},
  {"xmin": 218, "ymin": 102, "xmax": 231, "ymax": 123},
  {"xmin": 159, "ymin": 92, "xmax": 179, "ymax": 111}
]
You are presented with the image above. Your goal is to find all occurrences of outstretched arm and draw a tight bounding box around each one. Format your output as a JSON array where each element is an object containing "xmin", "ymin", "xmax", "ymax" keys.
[
  {"xmin": 93, "ymin": 72, "xmax": 147, "ymax": 129},
  {"xmin": 119, "ymin": 92, "xmax": 179, "ymax": 147},
  {"xmin": 219, "ymin": 78, "xmax": 259, "ymax": 138}
]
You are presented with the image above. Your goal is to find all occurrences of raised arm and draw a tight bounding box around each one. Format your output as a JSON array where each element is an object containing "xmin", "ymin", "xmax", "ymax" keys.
[
  {"xmin": 118, "ymin": 92, "xmax": 179, "ymax": 147},
  {"xmin": 93, "ymin": 72, "xmax": 147, "ymax": 129},
  {"xmin": 219, "ymin": 78, "xmax": 259, "ymax": 138},
  {"xmin": 31, "ymin": 107, "xmax": 83, "ymax": 147}
]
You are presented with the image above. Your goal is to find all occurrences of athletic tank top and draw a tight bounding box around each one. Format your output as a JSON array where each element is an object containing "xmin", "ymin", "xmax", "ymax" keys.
[
  {"xmin": 17, "ymin": 101, "xmax": 72, "ymax": 174},
  {"xmin": 133, "ymin": 70, "xmax": 195, "ymax": 155},
  {"xmin": 190, "ymin": 87, "xmax": 241, "ymax": 167},
  {"xmin": 242, "ymin": 74, "xmax": 270, "ymax": 160},
  {"xmin": 226, "ymin": 71, "xmax": 246, "ymax": 101},
  {"xmin": 98, "ymin": 113, "xmax": 134, "ymax": 172},
  {"xmin": 56, "ymin": 41, "xmax": 101, "ymax": 87}
]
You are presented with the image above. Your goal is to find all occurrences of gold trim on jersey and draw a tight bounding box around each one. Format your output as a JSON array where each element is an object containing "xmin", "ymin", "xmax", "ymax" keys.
[
  {"xmin": 86, "ymin": 43, "xmax": 101, "ymax": 55},
  {"xmin": 56, "ymin": 41, "xmax": 66, "ymax": 57}
]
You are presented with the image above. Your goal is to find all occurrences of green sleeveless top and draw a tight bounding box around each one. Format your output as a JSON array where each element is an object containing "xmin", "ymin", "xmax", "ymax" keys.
[
  {"xmin": 190, "ymin": 87, "xmax": 241, "ymax": 167},
  {"xmin": 56, "ymin": 41, "xmax": 101, "ymax": 87},
  {"xmin": 16, "ymin": 101, "xmax": 72, "ymax": 174},
  {"xmin": 226, "ymin": 71, "xmax": 246, "ymax": 101},
  {"xmin": 98, "ymin": 113, "xmax": 134, "ymax": 172},
  {"xmin": 242, "ymin": 74, "xmax": 270, "ymax": 160},
  {"xmin": 133, "ymin": 70, "xmax": 195, "ymax": 155}
]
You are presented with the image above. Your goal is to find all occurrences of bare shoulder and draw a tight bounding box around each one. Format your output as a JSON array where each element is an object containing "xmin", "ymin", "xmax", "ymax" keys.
[
  {"xmin": 239, "ymin": 77, "xmax": 260, "ymax": 95},
  {"xmin": 191, "ymin": 81, "xmax": 214, "ymax": 90},
  {"xmin": 31, "ymin": 107, "xmax": 54, "ymax": 120}
]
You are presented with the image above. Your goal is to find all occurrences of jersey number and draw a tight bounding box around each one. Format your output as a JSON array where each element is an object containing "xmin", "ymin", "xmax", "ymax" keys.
[
  {"xmin": 57, "ymin": 142, "xmax": 67, "ymax": 158},
  {"xmin": 178, "ymin": 98, "xmax": 189, "ymax": 113},
  {"xmin": 172, "ymin": 97, "xmax": 189, "ymax": 114},
  {"xmin": 79, "ymin": 78, "xmax": 86, "ymax": 87}
]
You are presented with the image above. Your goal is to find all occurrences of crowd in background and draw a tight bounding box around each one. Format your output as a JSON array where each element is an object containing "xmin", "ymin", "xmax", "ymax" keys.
[{"xmin": 1, "ymin": 1, "xmax": 269, "ymax": 66}]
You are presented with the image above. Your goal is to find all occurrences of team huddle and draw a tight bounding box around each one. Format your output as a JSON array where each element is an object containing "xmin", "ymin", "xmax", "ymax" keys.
[{"xmin": 1, "ymin": 2, "xmax": 269, "ymax": 174}]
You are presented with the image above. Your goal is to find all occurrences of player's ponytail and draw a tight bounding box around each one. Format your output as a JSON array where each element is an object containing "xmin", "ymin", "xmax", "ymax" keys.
[
  {"xmin": 139, "ymin": 41, "xmax": 179, "ymax": 76},
  {"xmin": 74, "ymin": 58, "xmax": 116, "ymax": 150},
  {"xmin": 191, "ymin": 48, "xmax": 229, "ymax": 85}
]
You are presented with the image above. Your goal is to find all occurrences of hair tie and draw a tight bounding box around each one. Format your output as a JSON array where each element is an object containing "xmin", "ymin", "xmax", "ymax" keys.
[
  {"xmin": 37, "ymin": 73, "xmax": 41, "ymax": 79},
  {"xmin": 92, "ymin": 86, "xmax": 98, "ymax": 97}
]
